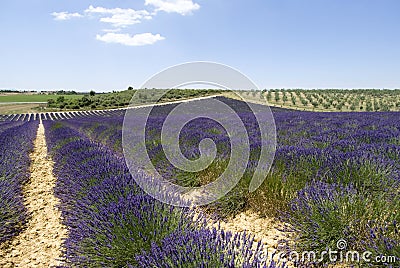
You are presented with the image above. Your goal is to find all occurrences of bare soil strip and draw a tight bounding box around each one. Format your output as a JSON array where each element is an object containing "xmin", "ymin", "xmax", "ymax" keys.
[
  {"xmin": 215, "ymin": 210, "xmax": 293, "ymax": 266},
  {"xmin": 218, "ymin": 210, "xmax": 289, "ymax": 249},
  {"xmin": 0, "ymin": 121, "xmax": 67, "ymax": 267}
]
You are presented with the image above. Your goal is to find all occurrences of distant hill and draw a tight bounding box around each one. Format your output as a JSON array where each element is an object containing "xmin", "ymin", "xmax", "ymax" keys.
[{"xmin": 46, "ymin": 88, "xmax": 223, "ymax": 110}]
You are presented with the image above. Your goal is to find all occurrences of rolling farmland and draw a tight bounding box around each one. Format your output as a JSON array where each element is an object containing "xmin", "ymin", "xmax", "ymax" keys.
[
  {"xmin": 3, "ymin": 0, "xmax": 400, "ymax": 266},
  {"xmin": 3, "ymin": 0, "xmax": 399, "ymax": 266},
  {"xmin": 0, "ymin": 95, "xmax": 399, "ymax": 267}
]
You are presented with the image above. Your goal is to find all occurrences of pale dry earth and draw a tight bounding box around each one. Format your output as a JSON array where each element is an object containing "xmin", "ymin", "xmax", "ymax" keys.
[
  {"xmin": 214, "ymin": 210, "xmax": 294, "ymax": 267},
  {"xmin": 211, "ymin": 211, "xmax": 350, "ymax": 267},
  {"xmin": 0, "ymin": 122, "xmax": 67, "ymax": 267}
]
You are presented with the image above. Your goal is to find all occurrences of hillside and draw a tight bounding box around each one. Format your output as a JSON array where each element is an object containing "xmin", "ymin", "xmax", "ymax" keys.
[
  {"xmin": 230, "ymin": 89, "xmax": 400, "ymax": 112},
  {"xmin": 46, "ymin": 88, "xmax": 223, "ymax": 110}
]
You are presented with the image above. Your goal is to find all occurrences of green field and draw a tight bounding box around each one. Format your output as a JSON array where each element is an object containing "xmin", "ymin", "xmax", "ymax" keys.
[
  {"xmin": 0, "ymin": 94, "xmax": 84, "ymax": 103},
  {"xmin": 0, "ymin": 89, "xmax": 222, "ymax": 114},
  {"xmin": 46, "ymin": 89, "xmax": 222, "ymax": 110},
  {"xmin": 3, "ymin": 89, "xmax": 400, "ymax": 114}
]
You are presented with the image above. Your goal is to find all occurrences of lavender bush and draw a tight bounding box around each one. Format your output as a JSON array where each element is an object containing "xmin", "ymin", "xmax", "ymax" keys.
[
  {"xmin": 136, "ymin": 228, "xmax": 285, "ymax": 268},
  {"xmin": 44, "ymin": 120, "xmax": 281, "ymax": 267},
  {"xmin": 0, "ymin": 121, "xmax": 38, "ymax": 244}
]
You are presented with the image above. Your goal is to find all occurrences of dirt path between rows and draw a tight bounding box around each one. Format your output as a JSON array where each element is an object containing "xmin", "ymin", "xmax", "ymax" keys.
[
  {"xmin": 0, "ymin": 121, "xmax": 67, "ymax": 267},
  {"xmin": 211, "ymin": 210, "xmax": 294, "ymax": 266}
]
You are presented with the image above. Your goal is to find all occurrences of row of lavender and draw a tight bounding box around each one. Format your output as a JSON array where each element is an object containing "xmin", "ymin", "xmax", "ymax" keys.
[
  {"xmin": 44, "ymin": 121, "xmax": 283, "ymax": 267},
  {"xmin": 62, "ymin": 97, "xmax": 400, "ymax": 266},
  {"xmin": 0, "ymin": 110, "xmax": 125, "ymax": 122},
  {"xmin": 0, "ymin": 121, "xmax": 38, "ymax": 244}
]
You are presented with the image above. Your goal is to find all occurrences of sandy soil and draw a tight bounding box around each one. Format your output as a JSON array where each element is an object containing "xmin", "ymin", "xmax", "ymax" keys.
[
  {"xmin": 0, "ymin": 121, "xmax": 67, "ymax": 267},
  {"xmin": 217, "ymin": 210, "xmax": 289, "ymax": 248},
  {"xmin": 211, "ymin": 210, "xmax": 293, "ymax": 266},
  {"xmin": 212, "ymin": 211, "xmax": 351, "ymax": 267}
]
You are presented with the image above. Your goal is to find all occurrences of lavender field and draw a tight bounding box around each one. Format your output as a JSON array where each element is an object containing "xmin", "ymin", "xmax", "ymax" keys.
[
  {"xmin": 0, "ymin": 96, "xmax": 399, "ymax": 267},
  {"xmin": 3, "ymin": 0, "xmax": 400, "ymax": 265},
  {"xmin": 0, "ymin": 121, "xmax": 37, "ymax": 243}
]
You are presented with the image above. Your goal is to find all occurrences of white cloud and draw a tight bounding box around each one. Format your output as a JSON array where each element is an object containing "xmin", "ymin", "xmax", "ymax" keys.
[
  {"xmin": 51, "ymin": 11, "xmax": 83, "ymax": 21},
  {"xmin": 96, "ymin": 32, "xmax": 165, "ymax": 46},
  {"xmin": 52, "ymin": 2, "xmax": 200, "ymax": 46},
  {"xmin": 85, "ymin": 5, "xmax": 152, "ymax": 28},
  {"xmin": 145, "ymin": 0, "xmax": 200, "ymax": 15}
]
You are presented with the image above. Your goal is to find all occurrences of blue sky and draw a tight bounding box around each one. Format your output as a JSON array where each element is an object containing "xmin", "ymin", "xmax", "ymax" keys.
[{"xmin": 1, "ymin": 0, "xmax": 399, "ymax": 92}]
